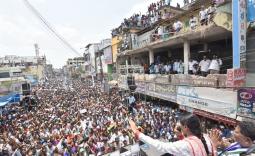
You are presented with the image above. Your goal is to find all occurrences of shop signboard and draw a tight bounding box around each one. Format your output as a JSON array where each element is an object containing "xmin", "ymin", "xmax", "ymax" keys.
[
  {"xmin": 226, "ymin": 68, "xmax": 246, "ymax": 87},
  {"xmin": 103, "ymin": 46, "xmax": 113, "ymax": 64},
  {"xmin": 144, "ymin": 82, "xmax": 177, "ymax": 102},
  {"xmin": 135, "ymin": 81, "xmax": 145, "ymax": 93},
  {"xmin": 237, "ymin": 88, "xmax": 255, "ymax": 119},
  {"xmin": 177, "ymin": 86, "xmax": 238, "ymax": 119}
]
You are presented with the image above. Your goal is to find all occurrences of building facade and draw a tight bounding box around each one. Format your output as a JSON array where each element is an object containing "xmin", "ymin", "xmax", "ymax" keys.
[{"xmin": 113, "ymin": 0, "xmax": 246, "ymax": 125}]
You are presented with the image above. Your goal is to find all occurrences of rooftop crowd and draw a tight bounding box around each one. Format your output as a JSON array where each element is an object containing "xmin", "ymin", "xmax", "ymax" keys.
[{"xmin": 0, "ymin": 76, "xmax": 255, "ymax": 156}]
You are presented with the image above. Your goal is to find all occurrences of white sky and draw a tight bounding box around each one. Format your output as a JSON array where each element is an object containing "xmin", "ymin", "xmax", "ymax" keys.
[{"xmin": 0, "ymin": 0, "xmax": 183, "ymax": 68}]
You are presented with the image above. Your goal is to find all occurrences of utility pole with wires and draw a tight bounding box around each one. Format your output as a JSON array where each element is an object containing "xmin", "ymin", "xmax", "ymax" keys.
[{"xmin": 22, "ymin": 0, "xmax": 81, "ymax": 57}]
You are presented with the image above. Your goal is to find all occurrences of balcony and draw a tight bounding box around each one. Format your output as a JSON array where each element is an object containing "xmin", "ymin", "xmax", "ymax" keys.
[{"xmin": 117, "ymin": 2, "xmax": 232, "ymax": 56}]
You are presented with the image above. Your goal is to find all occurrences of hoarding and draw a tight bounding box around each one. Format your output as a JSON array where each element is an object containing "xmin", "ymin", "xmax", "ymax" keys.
[
  {"xmin": 237, "ymin": 88, "xmax": 255, "ymax": 119},
  {"xmin": 226, "ymin": 68, "xmax": 246, "ymax": 87},
  {"xmin": 177, "ymin": 86, "xmax": 238, "ymax": 119}
]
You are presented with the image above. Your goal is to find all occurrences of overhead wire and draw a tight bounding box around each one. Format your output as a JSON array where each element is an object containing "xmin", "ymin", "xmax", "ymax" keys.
[{"xmin": 22, "ymin": 0, "xmax": 82, "ymax": 57}]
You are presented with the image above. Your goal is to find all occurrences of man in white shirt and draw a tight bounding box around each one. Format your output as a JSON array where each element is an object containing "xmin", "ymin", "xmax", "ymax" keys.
[
  {"xmin": 164, "ymin": 63, "xmax": 171, "ymax": 74},
  {"xmin": 173, "ymin": 60, "xmax": 180, "ymax": 74},
  {"xmin": 154, "ymin": 64, "xmax": 159, "ymax": 74},
  {"xmin": 199, "ymin": 6, "xmax": 208, "ymax": 25},
  {"xmin": 173, "ymin": 20, "xmax": 183, "ymax": 32},
  {"xmin": 157, "ymin": 26, "xmax": 164, "ymax": 39},
  {"xmin": 188, "ymin": 59, "xmax": 198, "ymax": 74},
  {"xmin": 199, "ymin": 56, "xmax": 211, "ymax": 77},
  {"xmin": 209, "ymin": 55, "xmax": 222, "ymax": 74},
  {"xmin": 189, "ymin": 15, "xmax": 198, "ymax": 30}
]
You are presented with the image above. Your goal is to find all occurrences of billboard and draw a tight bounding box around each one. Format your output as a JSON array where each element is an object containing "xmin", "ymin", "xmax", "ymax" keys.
[
  {"xmin": 237, "ymin": 88, "xmax": 255, "ymax": 119},
  {"xmin": 177, "ymin": 86, "xmax": 238, "ymax": 119},
  {"xmin": 226, "ymin": 68, "xmax": 246, "ymax": 87}
]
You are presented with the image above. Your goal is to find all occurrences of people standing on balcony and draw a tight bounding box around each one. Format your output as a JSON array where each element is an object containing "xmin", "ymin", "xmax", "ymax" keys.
[
  {"xmin": 143, "ymin": 63, "xmax": 149, "ymax": 74},
  {"xmin": 209, "ymin": 55, "xmax": 222, "ymax": 74},
  {"xmin": 166, "ymin": 0, "xmax": 171, "ymax": 6},
  {"xmin": 158, "ymin": 63, "xmax": 164, "ymax": 74},
  {"xmin": 189, "ymin": 15, "xmax": 198, "ymax": 30},
  {"xmin": 199, "ymin": 56, "xmax": 211, "ymax": 77},
  {"xmin": 177, "ymin": 3, "xmax": 181, "ymax": 8},
  {"xmin": 173, "ymin": 60, "xmax": 180, "ymax": 74},
  {"xmin": 178, "ymin": 60, "xmax": 184, "ymax": 74},
  {"xmin": 162, "ymin": 9, "xmax": 171, "ymax": 20},
  {"xmin": 207, "ymin": 3, "xmax": 217, "ymax": 24},
  {"xmin": 164, "ymin": 62, "xmax": 171, "ymax": 74},
  {"xmin": 184, "ymin": 0, "xmax": 189, "ymax": 5},
  {"xmin": 173, "ymin": 20, "xmax": 183, "ymax": 33},
  {"xmin": 158, "ymin": 26, "xmax": 164, "ymax": 39},
  {"xmin": 189, "ymin": 58, "xmax": 198, "ymax": 74},
  {"xmin": 149, "ymin": 63, "xmax": 155, "ymax": 74},
  {"xmin": 154, "ymin": 63, "xmax": 160, "ymax": 74},
  {"xmin": 199, "ymin": 5, "xmax": 208, "ymax": 26}
]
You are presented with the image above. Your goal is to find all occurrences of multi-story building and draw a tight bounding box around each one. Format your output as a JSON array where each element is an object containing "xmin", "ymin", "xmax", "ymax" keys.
[
  {"xmin": 0, "ymin": 55, "xmax": 46, "ymax": 81},
  {"xmin": 114, "ymin": 0, "xmax": 254, "ymax": 124},
  {"xmin": 66, "ymin": 57, "xmax": 85, "ymax": 78},
  {"xmin": 83, "ymin": 43, "xmax": 100, "ymax": 77},
  {"xmin": 95, "ymin": 39, "xmax": 113, "ymax": 80},
  {"xmin": 0, "ymin": 55, "xmax": 46, "ymax": 95}
]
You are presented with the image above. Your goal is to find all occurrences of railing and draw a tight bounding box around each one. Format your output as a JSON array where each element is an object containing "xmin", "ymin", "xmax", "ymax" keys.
[
  {"xmin": 118, "ymin": 73, "xmax": 228, "ymax": 88},
  {"xmin": 118, "ymin": 9, "xmax": 223, "ymax": 53}
]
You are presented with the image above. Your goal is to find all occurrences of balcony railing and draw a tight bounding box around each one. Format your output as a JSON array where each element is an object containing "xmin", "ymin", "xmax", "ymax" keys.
[
  {"xmin": 118, "ymin": 73, "xmax": 228, "ymax": 88},
  {"xmin": 117, "ymin": 6, "xmax": 231, "ymax": 54}
]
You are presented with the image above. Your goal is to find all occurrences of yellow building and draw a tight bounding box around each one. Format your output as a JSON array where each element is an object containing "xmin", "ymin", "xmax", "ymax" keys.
[{"xmin": 111, "ymin": 36, "xmax": 121, "ymax": 63}]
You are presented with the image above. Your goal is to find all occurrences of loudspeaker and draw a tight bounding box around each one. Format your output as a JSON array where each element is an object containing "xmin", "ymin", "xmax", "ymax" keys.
[
  {"xmin": 22, "ymin": 83, "xmax": 31, "ymax": 95},
  {"xmin": 127, "ymin": 76, "xmax": 137, "ymax": 91}
]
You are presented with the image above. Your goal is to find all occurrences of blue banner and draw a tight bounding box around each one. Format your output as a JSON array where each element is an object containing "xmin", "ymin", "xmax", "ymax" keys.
[
  {"xmin": 247, "ymin": 0, "xmax": 255, "ymax": 22},
  {"xmin": 0, "ymin": 93, "xmax": 20, "ymax": 107}
]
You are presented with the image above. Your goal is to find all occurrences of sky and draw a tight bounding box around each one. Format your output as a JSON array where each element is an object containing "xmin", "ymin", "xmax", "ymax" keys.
[{"xmin": 0, "ymin": 0, "xmax": 182, "ymax": 68}]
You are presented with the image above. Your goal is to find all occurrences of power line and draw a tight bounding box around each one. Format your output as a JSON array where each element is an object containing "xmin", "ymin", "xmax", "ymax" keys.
[{"xmin": 22, "ymin": 0, "xmax": 82, "ymax": 57}]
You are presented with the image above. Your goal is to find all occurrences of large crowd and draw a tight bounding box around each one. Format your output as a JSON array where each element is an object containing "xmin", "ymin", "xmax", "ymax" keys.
[
  {"xmin": 1, "ymin": 76, "xmax": 255, "ymax": 156},
  {"xmin": 0, "ymin": 77, "xmax": 186, "ymax": 155}
]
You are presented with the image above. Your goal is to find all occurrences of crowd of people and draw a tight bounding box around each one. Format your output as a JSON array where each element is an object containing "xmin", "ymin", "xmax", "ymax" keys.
[
  {"xmin": 0, "ymin": 75, "xmax": 255, "ymax": 155},
  {"xmin": 144, "ymin": 55, "xmax": 222, "ymax": 76},
  {"xmin": 112, "ymin": 0, "xmax": 174, "ymax": 37},
  {"xmin": 153, "ymin": 2, "xmax": 217, "ymax": 41},
  {"xmin": 0, "ymin": 76, "xmax": 190, "ymax": 155}
]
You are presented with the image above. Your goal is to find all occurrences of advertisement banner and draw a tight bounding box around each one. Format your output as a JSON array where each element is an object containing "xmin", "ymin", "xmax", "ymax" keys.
[
  {"xmin": 247, "ymin": 0, "xmax": 255, "ymax": 22},
  {"xmin": 135, "ymin": 81, "xmax": 145, "ymax": 93},
  {"xmin": 226, "ymin": 68, "xmax": 246, "ymax": 87},
  {"xmin": 104, "ymin": 47, "xmax": 113, "ymax": 64},
  {"xmin": 237, "ymin": 88, "xmax": 255, "ymax": 119},
  {"xmin": 177, "ymin": 86, "xmax": 237, "ymax": 119},
  {"xmin": 144, "ymin": 82, "xmax": 176, "ymax": 102}
]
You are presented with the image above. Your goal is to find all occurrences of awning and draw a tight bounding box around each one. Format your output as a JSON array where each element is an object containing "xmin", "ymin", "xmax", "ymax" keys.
[
  {"xmin": 193, "ymin": 109, "xmax": 237, "ymax": 126},
  {"xmin": 0, "ymin": 93, "xmax": 20, "ymax": 107}
]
